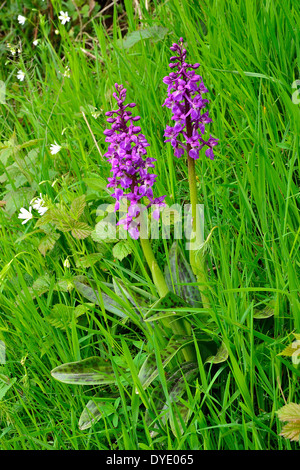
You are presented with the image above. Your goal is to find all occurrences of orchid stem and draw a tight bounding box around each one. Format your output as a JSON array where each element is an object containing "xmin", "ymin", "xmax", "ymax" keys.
[
  {"xmin": 139, "ymin": 236, "xmax": 196, "ymax": 362},
  {"xmin": 187, "ymin": 146, "xmax": 210, "ymax": 310}
]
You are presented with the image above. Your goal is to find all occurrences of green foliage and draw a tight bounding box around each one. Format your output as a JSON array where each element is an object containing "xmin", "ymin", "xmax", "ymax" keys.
[{"xmin": 277, "ymin": 403, "xmax": 300, "ymax": 443}]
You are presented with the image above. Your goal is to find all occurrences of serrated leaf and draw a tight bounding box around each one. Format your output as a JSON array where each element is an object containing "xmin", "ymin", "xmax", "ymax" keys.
[
  {"xmin": 32, "ymin": 274, "xmax": 51, "ymax": 296},
  {"xmin": 71, "ymin": 221, "xmax": 92, "ymax": 239},
  {"xmin": 91, "ymin": 221, "xmax": 117, "ymax": 243},
  {"xmin": 278, "ymin": 335, "xmax": 300, "ymax": 359},
  {"xmin": 5, "ymin": 187, "xmax": 35, "ymax": 216},
  {"xmin": 277, "ymin": 403, "xmax": 300, "ymax": 442},
  {"xmin": 75, "ymin": 252, "xmax": 107, "ymax": 268},
  {"xmin": 164, "ymin": 242, "xmax": 202, "ymax": 308},
  {"xmin": 51, "ymin": 356, "xmax": 117, "ymax": 385},
  {"xmin": 38, "ymin": 232, "xmax": 60, "ymax": 256},
  {"xmin": 277, "ymin": 403, "xmax": 300, "ymax": 423},
  {"xmin": 279, "ymin": 422, "xmax": 300, "ymax": 442},
  {"xmin": 112, "ymin": 241, "xmax": 132, "ymax": 261},
  {"xmin": 46, "ymin": 303, "xmax": 88, "ymax": 330},
  {"xmin": 70, "ymin": 195, "xmax": 86, "ymax": 220},
  {"xmin": 0, "ymin": 377, "xmax": 17, "ymax": 400}
]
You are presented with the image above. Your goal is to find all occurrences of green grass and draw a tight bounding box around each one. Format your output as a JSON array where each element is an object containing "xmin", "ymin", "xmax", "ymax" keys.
[{"xmin": 0, "ymin": 0, "xmax": 299, "ymax": 450}]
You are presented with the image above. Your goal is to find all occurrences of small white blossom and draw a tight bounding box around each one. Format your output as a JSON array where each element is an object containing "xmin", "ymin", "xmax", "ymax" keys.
[
  {"xmin": 50, "ymin": 141, "xmax": 61, "ymax": 155},
  {"xmin": 31, "ymin": 194, "xmax": 48, "ymax": 216},
  {"xmin": 63, "ymin": 258, "xmax": 70, "ymax": 268},
  {"xmin": 33, "ymin": 39, "xmax": 39, "ymax": 46},
  {"xmin": 18, "ymin": 206, "xmax": 33, "ymax": 224},
  {"xmin": 17, "ymin": 70, "xmax": 25, "ymax": 81},
  {"xmin": 18, "ymin": 15, "xmax": 26, "ymax": 25},
  {"xmin": 58, "ymin": 11, "xmax": 70, "ymax": 25},
  {"xmin": 63, "ymin": 66, "xmax": 70, "ymax": 78}
]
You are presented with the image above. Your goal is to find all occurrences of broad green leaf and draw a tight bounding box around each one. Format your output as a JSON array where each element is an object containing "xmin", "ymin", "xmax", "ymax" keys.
[
  {"xmin": 38, "ymin": 232, "xmax": 60, "ymax": 256},
  {"xmin": 71, "ymin": 221, "xmax": 92, "ymax": 239},
  {"xmin": 138, "ymin": 336, "xmax": 194, "ymax": 389},
  {"xmin": 78, "ymin": 399, "xmax": 115, "ymax": 430},
  {"xmin": 278, "ymin": 334, "xmax": 300, "ymax": 362},
  {"xmin": 253, "ymin": 299, "xmax": 276, "ymax": 319},
  {"xmin": 164, "ymin": 242, "xmax": 202, "ymax": 308},
  {"xmin": 32, "ymin": 274, "xmax": 51, "ymax": 296},
  {"xmin": 51, "ymin": 356, "xmax": 117, "ymax": 385},
  {"xmin": 277, "ymin": 403, "xmax": 300, "ymax": 442},
  {"xmin": 83, "ymin": 177, "xmax": 109, "ymax": 193},
  {"xmin": 112, "ymin": 241, "xmax": 132, "ymax": 261},
  {"xmin": 5, "ymin": 187, "xmax": 35, "ymax": 216},
  {"xmin": 75, "ymin": 252, "xmax": 108, "ymax": 268},
  {"xmin": 73, "ymin": 278, "xmax": 127, "ymax": 318},
  {"xmin": 46, "ymin": 304, "xmax": 88, "ymax": 330},
  {"xmin": 91, "ymin": 221, "xmax": 117, "ymax": 243},
  {"xmin": 120, "ymin": 25, "xmax": 169, "ymax": 49},
  {"xmin": 277, "ymin": 403, "xmax": 300, "ymax": 422},
  {"xmin": 279, "ymin": 422, "xmax": 300, "ymax": 442},
  {"xmin": 0, "ymin": 377, "xmax": 17, "ymax": 400},
  {"xmin": 70, "ymin": 195, "xmax": 86, "ymax": 220}
]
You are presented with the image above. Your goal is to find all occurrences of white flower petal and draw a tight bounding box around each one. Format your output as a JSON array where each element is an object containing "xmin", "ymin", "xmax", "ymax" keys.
[
  {"xmin": 18, "ymin": 206, "xmax": 33, "ymax": 224},
  {"xmin": 50, "ymin": 141, "xmax": 62, "ymax": 155},
  {"xmin": 18, "ymin": 15, "xmax": 26, "ymax": 25},
  {"xmin": 17, "ymin": 70, "xmax": 25, "ymax": 81}
]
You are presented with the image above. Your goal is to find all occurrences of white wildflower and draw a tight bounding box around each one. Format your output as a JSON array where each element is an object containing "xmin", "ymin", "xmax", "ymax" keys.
[
  {"xmin": 50, "ymin": 141, "xmax": 61, "ymax": 155},
  {"xmin": 58, "ymin": 11, "xmax": 70, "ymax": 25},
  {"xmin": 63, "ymin": 258, "xmax": 70, "ymax": 268},
  {"xmin": 18, "ymin": 206, "xmax": 33, "ymax": 224},
  {"xmin": 63, "ymin": 66, "xmax": 70, "ymax": 78},
  {"xmin": 18, "ymin": 15, "xmax": 26, "ymax": 25},
  {"xmin": 31, "ymin": 194, "xmax": 48, "ymax": 216},
  {"xmin": 17, "ymin": 70, "xmax": 25, "ymax": 81},
  {"xmin": 33, "ymin": 39, "xmax": 39, "ymax": 46}
]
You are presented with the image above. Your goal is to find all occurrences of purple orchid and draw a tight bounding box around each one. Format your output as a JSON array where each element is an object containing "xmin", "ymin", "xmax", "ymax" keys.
[
  {"xmin": 163, "ymin": 38, "xmax": 218, "ymax": 160},
  {"xmin": 104, "ymin": 83, "xmax": 166, "ymax": 239}
]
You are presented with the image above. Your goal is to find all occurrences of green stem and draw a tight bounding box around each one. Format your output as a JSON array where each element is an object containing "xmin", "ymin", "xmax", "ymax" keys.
[
  {"xmin": 185, "ymin": 101, "xmax": 210, "ymax": 310},
  {"xmin": 139, "ymin": 236, "xmax": 196, "ymax": 362}
]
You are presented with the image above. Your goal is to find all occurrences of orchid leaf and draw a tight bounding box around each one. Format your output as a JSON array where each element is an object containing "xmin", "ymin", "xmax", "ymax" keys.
[
  {"xmin": 205, "ymin": 342, "xmax": 229, "ymax": 364},
  {"xmin": 78, "ymin": 399, "xmax": 115, "ymax": 430},
  {"xmin": 138, "ymin": 336, "xmax": 194, "ymax": 389},
  {"xmin": 51, "ymin": 356, "xmax": 117, "ymax": 385},
  {"xmin": 253, "ymin": 299, "xmax": 276, "ymax": 319},
  {"xmin": 146, "ymin": 362, "xmax": 199, "ymax": 437},
  {"xmin": 144, "ymin": 290, "xmax": 190, "ymax": 323},
  {"xmin": 73, "ymin": 278, "xmax": 127, "ymax": 319}
]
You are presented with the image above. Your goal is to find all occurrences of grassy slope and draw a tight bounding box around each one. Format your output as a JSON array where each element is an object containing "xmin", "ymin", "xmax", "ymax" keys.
[{"xmin": 0, "ymin": 0, "xmax": 299, "ymax": 450}]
